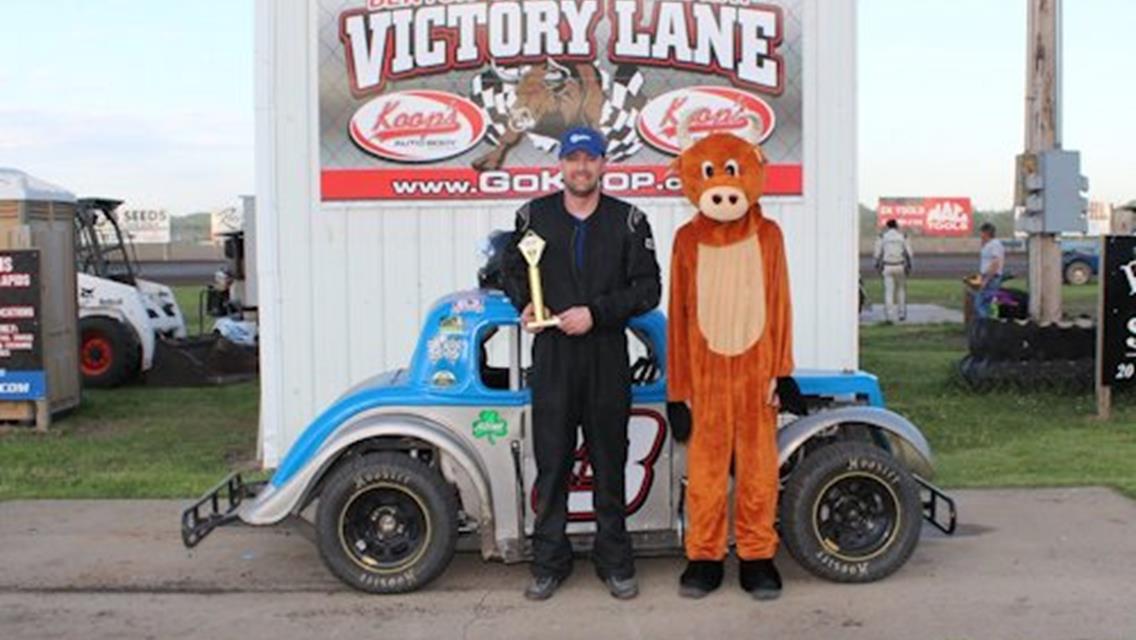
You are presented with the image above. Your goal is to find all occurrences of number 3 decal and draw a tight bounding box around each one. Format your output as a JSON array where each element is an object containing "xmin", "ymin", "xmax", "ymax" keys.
[{"xmin": 530, "ymin": 409, "xmax": 668, "ymax": 522}]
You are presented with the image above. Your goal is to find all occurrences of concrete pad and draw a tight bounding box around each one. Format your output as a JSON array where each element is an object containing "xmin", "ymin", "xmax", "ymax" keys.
[
  {"xmin": 860, "ymin": 303, "xmax": 964, "ymax": 325},
  {"xmin": 0, "ymin": 488, "xmax": 1134, "ymax": 639}
]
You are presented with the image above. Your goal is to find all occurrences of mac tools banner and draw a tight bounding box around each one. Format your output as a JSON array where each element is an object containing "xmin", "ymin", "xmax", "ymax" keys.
[
  {"xmin": 318, "ymin": 0, "xmax": 804, "ymax": 201},
  {"xmin": 877, "ymin": 197, "xmax": 974, "ymax": 237}
]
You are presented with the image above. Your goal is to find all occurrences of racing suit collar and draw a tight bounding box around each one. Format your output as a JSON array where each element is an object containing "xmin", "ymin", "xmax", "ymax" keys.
[{"xmin": 560, "ymin": 190, "xmax": 602, "ymax": 222}]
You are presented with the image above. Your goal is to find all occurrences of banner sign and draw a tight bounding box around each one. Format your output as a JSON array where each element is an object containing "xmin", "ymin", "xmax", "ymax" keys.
[
  {"xmin": 877, "ymin": 197, "xmax": 973, "ymax": 237},
  {"xmin": 0, "ymin": 250, "xmax": 45, "ymax": 401},
  {"xmin": 1099, "ymin": 236, "xmax": 1136, "ymax": 390},
  {"xmin": 1086, "ymin": 201, "xmax": 1113, "ymax": 237},
  {"xmin": 318, "ymin": 0, "xmax": 804, "ymax": 201},
  {"xmin": 94, "ymin": 209, "xmax": 170, "ymax": 244},
  {"xmin": 118, "ymin": 209, "xmax": 170, "ymax": 244},
  {"xmin": 211, "ymin": 205, "xmax": 244, "ymax": 240}
]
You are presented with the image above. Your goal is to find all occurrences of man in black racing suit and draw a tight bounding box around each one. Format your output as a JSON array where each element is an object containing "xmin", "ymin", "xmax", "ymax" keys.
[{"xmin": 503, "ymin": 126, "xmax": 661, "ymax": 601}]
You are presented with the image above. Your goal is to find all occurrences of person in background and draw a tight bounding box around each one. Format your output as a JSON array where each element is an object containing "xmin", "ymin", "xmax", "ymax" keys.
[
  {"xmin": 873, "ymin": 219, "xmax": 914, "ymax": 322},
  {"xmin": 975, "ymin": 222, "xmax": 1005, "ymax": 319}
]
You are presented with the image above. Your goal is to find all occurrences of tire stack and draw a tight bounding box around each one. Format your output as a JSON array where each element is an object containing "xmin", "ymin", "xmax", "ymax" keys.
[{"xmin": 959, "ymin": 317, "xmax": 1095, "ymax": 392}]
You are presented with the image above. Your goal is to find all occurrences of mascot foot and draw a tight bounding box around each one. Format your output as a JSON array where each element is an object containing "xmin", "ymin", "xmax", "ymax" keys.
[
  {"xmin": 739, "ymin": 559, "xmax": 782, "ymax": 600},
  {"xmin": 678, "ymin": 560, "xmax": 724, "ymax": 598}
]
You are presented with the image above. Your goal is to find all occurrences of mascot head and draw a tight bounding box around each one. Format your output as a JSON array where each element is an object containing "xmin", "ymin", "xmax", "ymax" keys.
[{"xmin": 671, "ymin": 114, "xmax": 768, "ymax": 222}]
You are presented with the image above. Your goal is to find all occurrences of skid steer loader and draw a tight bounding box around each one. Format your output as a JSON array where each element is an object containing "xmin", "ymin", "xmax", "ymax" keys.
[{"xmin": 74, "ymin": 198, "xmax": 257, "ymax": 387}]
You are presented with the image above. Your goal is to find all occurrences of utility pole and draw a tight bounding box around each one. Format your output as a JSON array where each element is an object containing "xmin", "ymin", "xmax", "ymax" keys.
[{"xmin": 1023, "ymin": 0, "xmax": 1063, "ymax": 323}]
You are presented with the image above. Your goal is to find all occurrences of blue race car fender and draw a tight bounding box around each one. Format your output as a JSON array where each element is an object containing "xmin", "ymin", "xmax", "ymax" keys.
[{"xmin": 240, "ymin": 412, "xmax": 494, "ymax": 546}]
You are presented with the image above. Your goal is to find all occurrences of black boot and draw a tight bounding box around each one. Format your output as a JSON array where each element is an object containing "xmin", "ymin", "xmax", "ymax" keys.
[
  {"xmin": 739, "ymin": 559, "xmax": 782, "ymax": 600},
  {"xmin": 524, "ymin": 574, "xmax": 567, "ymax": 601},
  {"xmin": 678, "ymin": 560, "xmax": 724, "ymax": 598}
]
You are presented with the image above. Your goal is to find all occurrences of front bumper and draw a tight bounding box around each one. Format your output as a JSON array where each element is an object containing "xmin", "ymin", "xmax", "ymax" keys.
[
  {"xmin": 915, "ymin": 475, "xmax": 957, "ymax": 535},
  {"xmin": 180, "ymin": 472, "xmax": 266, "ymax": 548}
]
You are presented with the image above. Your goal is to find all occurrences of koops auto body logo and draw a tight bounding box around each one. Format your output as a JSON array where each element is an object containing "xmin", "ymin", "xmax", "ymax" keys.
[
  {"xmin": 637, "ymin": 86, "xmax": 776, "ymax": 156},
  {"xmin": 924, "ymin": 200, "xmax": 972, "ymax": 235},
  {"xmin": 349, "ymin": 90, "xmax": 487, "ymax": 162}
]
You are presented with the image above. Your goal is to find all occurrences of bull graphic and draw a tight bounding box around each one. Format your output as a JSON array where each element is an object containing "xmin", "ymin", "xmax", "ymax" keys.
[{"xmin": 471, "ymin": 59, "xmax": 607, "ymax": 171}]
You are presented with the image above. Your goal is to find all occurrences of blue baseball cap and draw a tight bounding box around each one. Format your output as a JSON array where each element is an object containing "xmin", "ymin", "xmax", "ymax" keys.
[{"xmin": 558, "ymin": 126, "xmax": 606, "ymax": 159}]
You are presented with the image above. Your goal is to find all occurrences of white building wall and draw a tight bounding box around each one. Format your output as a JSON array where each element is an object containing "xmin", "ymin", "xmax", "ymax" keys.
[{"xmin": 254, "ymin": 0, "xmax": 858, "ymax": 467}]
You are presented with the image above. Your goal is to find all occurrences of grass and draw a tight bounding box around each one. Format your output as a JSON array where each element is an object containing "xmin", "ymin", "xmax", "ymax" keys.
[
  {"xmin": 173, "ymin": 284, "xmax": 216, "ymax": 335},
  {"xmin": 1, "ymin": 284, "xmax": 1132, "ymax": 500},
  {"xmin": 861, "ymin": 323, "xmax": 1136, "ymax": 499},
  {"xmin": 861, "ymin": 276, "xmax": 1100, "ymax": 318},
  {"xmin": 0, "ymin": 383, "xmax": 260, "ymax": 499},
  {"xmin": 0, "ymin": 287, "xmax": 261, "ymax": 500}
]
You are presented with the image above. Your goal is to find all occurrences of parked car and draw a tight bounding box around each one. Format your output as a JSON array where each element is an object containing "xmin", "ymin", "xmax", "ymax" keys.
[{"xmin": 182, "ymin": 290, "xmax": 956, "ymax": 593}]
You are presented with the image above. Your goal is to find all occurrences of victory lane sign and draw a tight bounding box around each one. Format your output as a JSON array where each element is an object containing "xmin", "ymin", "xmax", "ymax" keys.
[
  {"xmin": 341, "ymin": 0, "xmax": 783, "ymax": 97},
  {"xmin": 320, "ymin": 0, "xmax": 803, "ymax": 201}
]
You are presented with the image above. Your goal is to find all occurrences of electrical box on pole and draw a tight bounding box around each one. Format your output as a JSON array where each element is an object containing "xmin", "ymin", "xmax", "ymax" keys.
[{"xmin": 1015, "ymin": 149, "xmax": 1090, "ymax": 234}]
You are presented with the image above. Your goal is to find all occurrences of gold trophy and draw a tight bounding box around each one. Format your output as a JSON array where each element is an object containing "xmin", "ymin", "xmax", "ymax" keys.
[{"xmin": 518, "ymin": 230, "xmax": 561, "ymax": 329}]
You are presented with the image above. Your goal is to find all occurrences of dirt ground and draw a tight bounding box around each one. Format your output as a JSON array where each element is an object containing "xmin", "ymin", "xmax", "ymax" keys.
[{"xmin": 1, "ymin": 487, "xmax": 1134, "ymax": 640}]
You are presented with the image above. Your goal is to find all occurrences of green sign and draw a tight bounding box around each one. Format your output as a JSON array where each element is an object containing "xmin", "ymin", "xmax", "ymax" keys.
[{"xmin": 472, "ymin": 410, "xmax": 508, "ymax": 445}]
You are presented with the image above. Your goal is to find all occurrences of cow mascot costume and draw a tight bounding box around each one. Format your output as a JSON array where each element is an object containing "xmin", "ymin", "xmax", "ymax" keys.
[{"xmin": 666, "ymin": 115, "xmax": 796, "ymax": 600}]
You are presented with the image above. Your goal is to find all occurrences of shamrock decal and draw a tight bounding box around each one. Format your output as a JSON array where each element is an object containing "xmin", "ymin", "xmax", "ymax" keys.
[{"xmin": 472, "ymin": 410, "xmax": 508, "ymax": 445}]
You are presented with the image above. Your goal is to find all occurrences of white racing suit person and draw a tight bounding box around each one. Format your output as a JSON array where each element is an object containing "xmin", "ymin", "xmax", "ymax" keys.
[{"xmin": 873, "ymin": 220, "xmax": 914, "ymax": 322}]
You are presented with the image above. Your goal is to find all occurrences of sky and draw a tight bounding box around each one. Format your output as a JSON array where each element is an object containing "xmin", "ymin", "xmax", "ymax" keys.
[
  {"xmin": 859, "ymin": 0, "xmax": 1135, "ymax": 210},
  {"xmin": 0, "ymin": 0, "xmax": 254, "ymax": 213},
  {"xmin": 1, "ymin": 1, "xmax": 1133, "ymax": 214}
]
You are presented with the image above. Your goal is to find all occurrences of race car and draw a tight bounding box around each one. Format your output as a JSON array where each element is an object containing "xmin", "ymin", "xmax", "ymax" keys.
[{"xmin": 183, "ymin": 289, "xmax": 955, "ymax": 593}]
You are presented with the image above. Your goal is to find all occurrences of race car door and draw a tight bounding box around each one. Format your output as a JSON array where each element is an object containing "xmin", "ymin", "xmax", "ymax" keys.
[{"xmin": 520, "ymin": 327, "xmax": 674, "ymax": 537}]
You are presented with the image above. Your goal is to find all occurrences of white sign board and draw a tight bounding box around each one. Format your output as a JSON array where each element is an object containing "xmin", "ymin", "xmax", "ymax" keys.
[
  {"xmin": 1087, "ymin": 201, "xmax": 1113, "ymax": 237},
  {"xmin": 211, "ymin": 206, "xmax": 243, "ymax": 240},
  {"xmin": 253, "ymin": 0, "xmax": 856, "ymax": 467},
  {"xmin": 117, "ymin": 209, "xmax": 170, "ymax": 244}
]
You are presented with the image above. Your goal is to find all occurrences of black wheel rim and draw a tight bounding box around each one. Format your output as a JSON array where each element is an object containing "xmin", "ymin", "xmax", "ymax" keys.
[
  {"xmin": 339, "ymin": 483, "xmax": 430, "ymax": 573},
  {"xmin": 813, "ymin": 473, "xmax": 900, "ymax": 561}
]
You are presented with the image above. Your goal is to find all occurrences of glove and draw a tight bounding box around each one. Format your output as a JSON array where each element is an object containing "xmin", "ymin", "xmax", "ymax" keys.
[
  {"xmin": 776, "ymin": 377, "xmax": 807, "ymax": 416},
  {"xmin": 667, "ymin": 401, "xmax": 692, "ymax": 443}
]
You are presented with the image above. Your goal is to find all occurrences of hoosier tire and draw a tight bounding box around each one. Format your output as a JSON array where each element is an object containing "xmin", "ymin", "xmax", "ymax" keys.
[
  {"xmin": 316, "ymin": 452, "xmax": 459, "ymax": 594},
  {"xmin": 780, "ymin": 442, "xmax": 922, "ymax": 583},
  {"xmin": 78, "ymin": 316, "xmax": 141, "ymax": 388}
]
